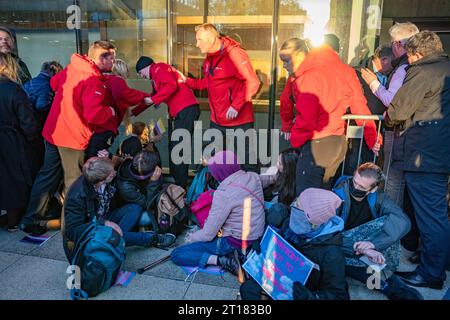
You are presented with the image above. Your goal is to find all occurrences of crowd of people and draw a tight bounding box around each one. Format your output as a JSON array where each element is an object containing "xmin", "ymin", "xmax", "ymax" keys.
[{"xmin": 0, "ymin": 22, "xmax": 449, "ymax": 300}]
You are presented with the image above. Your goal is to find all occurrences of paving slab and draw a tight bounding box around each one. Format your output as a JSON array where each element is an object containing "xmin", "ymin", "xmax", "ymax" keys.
[
  {"xmin": 93, "ymin": 275, "xmax": 190, "ymax": 300},
  {"xmin": 0, "ymin": 252, "xmax": 24, "ymax": 274},
  {"xmin": 0, "ymin": 255, "xmax": 70, "ymax": 300},
  {"xmin": 183, "ymin": 283, "xmax": 240, "ymax": 300},
  {"xmin": 27, "ymin": 231, "xmax": 67, "ymax": 262}
]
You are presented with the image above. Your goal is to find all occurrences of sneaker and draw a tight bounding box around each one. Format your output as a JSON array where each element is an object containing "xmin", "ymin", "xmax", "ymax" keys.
[
  {"xmin": 384, "ymin": 275, "xmax": 424, "ymax": 300},
  {"xmin": 218, "ymin": 250, "xmax": 245, "ymax": 283},
  {"xmin": 156, "ymin": 233, "xmax": 176, "ymax": 249},
  {"xmin": 7, "ymin": 225, "xmax": 19, "ymax": 232},
  {"xmin": 19, "ymin": 222, "xmax": 47, "ymax": 235}
]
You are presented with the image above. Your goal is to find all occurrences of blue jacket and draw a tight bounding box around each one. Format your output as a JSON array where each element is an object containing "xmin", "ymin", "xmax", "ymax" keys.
[
  {"xmin": 333, "ymin": 176, "xmax": 411, "ymax": 255},
  {"xmin": 23, "ymin": 72, "xmax": 54, "ymax": 111}
]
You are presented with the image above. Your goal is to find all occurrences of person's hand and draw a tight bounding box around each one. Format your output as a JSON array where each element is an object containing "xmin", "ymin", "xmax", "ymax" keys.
[
  {"xmin": 97, "ymin": 149, "xmax": 109, "ymax": 158},
  {"xmin": 144, "ymin": 97, "xmax": 154, "ymax": 106},
  {"xmin": 226, "ymin": 106, "xmax": 239, "ymax": 120},
  {"xmin": 177, "ymin": 70, "xmax": 187, "ymax": 82},
  {"xmin": 281, "ymin": 131, "xmax": 291, "ymax": 141},
  {"xmin": 104, "ymin": 220, "xmax": 123, "ymax": 237},
  {"xmin": 109, "ymin": 106, "xmax": 116, "ymax": 117},
  {"xmin": 293, "ymin": 281, "xmax": 314, "ymax": 300},
  {"xmin": 354, "ymin": 241, "xmax": 375, "ymax": 254},
  {"xmin": 364, "ymin": 249, "xmax": 386, "ymax": 265},
  {"xmin": 372, "ymin": 142, "xmax": 381, "ymax": 156},
  {"xmin": 150, "ymin": 166, "xmax": 162, "ymax": 181},
  {"xmin": 150, "ymin": 134, "xmax": 163, "ymax": 143},
  {"xmin": 361, "ymin": 68, "xmax": 378, "ymax": 86}
]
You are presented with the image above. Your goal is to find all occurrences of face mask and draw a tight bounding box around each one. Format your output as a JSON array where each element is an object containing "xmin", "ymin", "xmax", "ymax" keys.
[
  {"xmin": 289, "ymin": 206, "xmax": 313, "ymax": 235},
  {"xmin": 349, "ymin": 179, "xmax": 370, "ymax": 199}
]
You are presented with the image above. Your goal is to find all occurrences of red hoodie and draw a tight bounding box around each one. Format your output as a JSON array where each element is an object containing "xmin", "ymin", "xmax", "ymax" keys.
[
  {"xmin": 132, "ymin": 62, "xmax": 198, "ymax": 118},
  {"xmin": 186, "ymin": 37, "xmax": 260, "ymax": 127},
  {"xmin": 281, "ymin": 46, "xmax": 382, "ymax": 149},
  {"xmin": 101, "ymin": 74, "xmax": 150, "ymax": 134},
  {"xmin": 43, "ymin": 54, "xmax": 113, "ymax": 150}
]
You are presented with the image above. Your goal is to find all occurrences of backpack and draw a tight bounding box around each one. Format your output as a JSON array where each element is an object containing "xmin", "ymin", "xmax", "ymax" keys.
[
  {"xmin": 189, "ymin": 190, "xmax": 214, "ymax": 228},
  {"xmin": 70, "ymin": 222, "xmax": 126, "ymax": 299},
  {"xmin": 156, "ymin": 184, "xmax": 190, "ymax": 235},
  {"xmin": 186, "ymin": 166, "xmax": 218, "ymax": 205}
]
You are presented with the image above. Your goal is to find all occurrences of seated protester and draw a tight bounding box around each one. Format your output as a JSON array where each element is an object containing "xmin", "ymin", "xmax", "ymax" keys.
[
  {"xmin": 333, "ymin": 162, "xmax": 423, "ymax": 300},
  {"xmin": 115, "ymin": 150, "xmax": 163, "ymax": 228},
  {"xmin": 171, "ymin": 150, "xmax": 265, "ymax": 280},
  {"xmin": 240, "ymin": 188, "xmax": 349, "ymax": 300},
  {"xmin": 85, "ymin": 59, "xmax": 151, "ymax": 161},
  {"xmin": 260, "ymin": 148, "xmax": 299, "ymax": 228},
  {"xmin": 63, "ymin": 157, "xmax": 175, "ymax": 261},
  {"xmin": 124, "ymin": 121, "xmax": 161, "ymax": 156}
]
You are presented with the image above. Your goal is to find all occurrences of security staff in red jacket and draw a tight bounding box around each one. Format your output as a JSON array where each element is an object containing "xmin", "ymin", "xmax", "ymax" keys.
[
  {"xmin": 179, "ymin": 23, "xmax": 260, "ymax": 171},
  {"xmin": 21, "ymin": 41, "xmax": 117, "ymax": 234},
  {"xmin": 278, "ymin": 38, "xmax": 382, "ymax": 196},
  {"xmin": 135, "ymin": 56, "xmax": 200, "ymax": 189}
]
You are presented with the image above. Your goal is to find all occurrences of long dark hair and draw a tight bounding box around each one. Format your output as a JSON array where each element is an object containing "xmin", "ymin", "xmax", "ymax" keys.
[{"xmin": 275, "ymin": 148, "xmax": 300, "ymax": 205}]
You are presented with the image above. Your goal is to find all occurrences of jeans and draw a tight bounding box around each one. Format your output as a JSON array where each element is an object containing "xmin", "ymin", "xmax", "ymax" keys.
[
  {"xmin": 169, "ymin": 105, "xmax": 200, "ymax": 189},
  {"xmin": 171, "ymin": 237, "xmax": 235, "ymax": 268},
  {"xmin": 22, "ymin": 141, "xmax": 63, "ymax": 225},
  {"xmin": 107, "ymin": 203, "xmax": 152, "ymax": 247},
  {"xmin": 265, "ymin": 202, "xmax": 290, "ymax": 229},
  {"xmin": 404, "ymin": 171, "xmax": 450, "ymax": 282}
]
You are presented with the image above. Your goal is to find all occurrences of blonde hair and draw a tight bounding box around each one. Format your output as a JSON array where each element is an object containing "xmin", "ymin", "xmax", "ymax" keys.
[
  {"xmin": 389, "ymin": 22, "xmax": 419, "ymax": 41},
  {"xmin": 112, "ymin": 59, "xmax": 129, "ymax": 79},
  {"xmin": 0, "ymin": 52, "xmax": 20, "ymax": 83},
  {"xmin": 195, "ymin": 23, "xmax": 220, "ymax": 37},
  {"xmin": 88, "ymin": 40, "xmax": 116, "ymax": 61},
  {"xmin": 83, "ymin": 157, "xmax": 115, "ymax": 184},
  {"xmin": 125, "ymin": 121, "xmax": 150, "ymax": 145}
]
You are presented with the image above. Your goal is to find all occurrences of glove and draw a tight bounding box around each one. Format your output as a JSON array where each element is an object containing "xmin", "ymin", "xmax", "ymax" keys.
[
  {"xmin": 250, "ymin": 237, "xmax": 262, "ymax": 254},
  {"xmin": 293, "ymin": 281, "xmax": 315, "ymax": 300}
]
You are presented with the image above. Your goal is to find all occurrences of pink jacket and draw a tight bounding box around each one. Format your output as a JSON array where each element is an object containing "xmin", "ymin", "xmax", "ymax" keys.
[{"xmin": 189, "ymin": 170, "xmax": 266, "ymax": 243}]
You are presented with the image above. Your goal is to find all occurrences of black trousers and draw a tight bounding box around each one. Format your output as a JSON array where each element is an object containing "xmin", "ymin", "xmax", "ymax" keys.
[
  {"xmin": 296, "ymin": 135, "xmax": 347, "ymax": 196},
  {"xmin": 21, "ymin": 141, "xmax": 83, "ymax": 225},
  {"xmin": 85, "ymin": 131, "xmax": 115, "ymax": 161},
  {"xmin": 209, "ymin": 121, "xmax": 259, "ymax": 173},
  {"xmin": 169, "ymin": 105, "xmax": 200, "ymax": 189}
]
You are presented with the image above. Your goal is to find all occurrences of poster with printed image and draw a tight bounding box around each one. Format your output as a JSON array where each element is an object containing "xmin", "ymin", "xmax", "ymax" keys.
[{"xmin": 243, "ymin": 226, "xmax": 315, "ymax": 300}]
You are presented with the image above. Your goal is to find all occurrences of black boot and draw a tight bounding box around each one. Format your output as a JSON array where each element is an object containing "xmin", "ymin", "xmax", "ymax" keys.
[
  {"xmin": 384, "ymin": 275, "xmax": 424, "ymax": 300},
  {"xmin": 218, "ymin": 250, "xmax": 245, "ymax": 283}
]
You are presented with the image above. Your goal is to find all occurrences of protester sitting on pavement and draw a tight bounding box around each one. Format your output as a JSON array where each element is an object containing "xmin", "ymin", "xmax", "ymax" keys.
[
  {"xmin": 115, "ymin": 150, "xmax": 163, "ymax": 229},
  {"xmin": 333, "ymin": 162, "xmax": 423, "ymax": 300},
  {"xmin": 85, "ymin": 59, "xmax": 151, "ymax": 161},
  {"xmin": 63, "ymin": 157, "xmax": 175, "ymax": 260},
  {"xmin": 240, "ymin": 188, "xmax": 349, "ymax": 300},
  {"xmin": 278, "ymin": 38, "xmax": 382, "ymax": 196},
  {"xmin": 259, "ymin": 148, "xmax": 299, "ymax": 229},
  {"xmin": 0, "ymin": 52, "xmax": 39, "ymax": 232},
  {"xmin": 171, "ymin": 150, "xmax": 266, "ymax": 281}
]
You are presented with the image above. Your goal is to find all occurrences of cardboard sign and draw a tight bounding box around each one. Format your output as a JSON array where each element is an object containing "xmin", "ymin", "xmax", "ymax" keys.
[{"xmin": 243, "ymin": 226, "xmax": 315, "ymax": 300}]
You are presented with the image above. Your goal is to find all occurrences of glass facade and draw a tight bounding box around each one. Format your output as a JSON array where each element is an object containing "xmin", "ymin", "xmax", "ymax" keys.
[{"xmin": 0, "ymin": 0, "xmax": 384, "ymax": 168}]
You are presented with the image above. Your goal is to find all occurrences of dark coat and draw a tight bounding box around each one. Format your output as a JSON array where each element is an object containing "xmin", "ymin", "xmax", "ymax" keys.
[
  {"xmin": 333, "ymin": 176, "xmax": 411, "ymax": 255},
  {"xmin": 23, "ymin": 72, "xmax": 54, "ymax": 110},
  {"xmin": 386, "ymin": 54, "xmax": 450, "ymax": 173},
  {"xmin": 17, "ymin": 57, "xmax": 32, "ymax": 85},
  {"xmin": 115, "ymin": 159, "xmax": 162, "ymax": 211},
  {"xmin": 63, "ymin": 175, "xmax": 122, "ymax": 260},
  {"xmin": 0, "ymin": 76, "xmax": 38, "ymax": 209}
]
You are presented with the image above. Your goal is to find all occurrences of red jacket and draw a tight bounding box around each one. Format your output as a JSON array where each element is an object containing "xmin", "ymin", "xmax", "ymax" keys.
[
  {"xmin": 101, "ymin": 74, "xmax": 149, "ymax": 134},
  {"xmin": 281, "ymin": 46, "xmax": 382, "ymax": 149},
  {"xmin": 186, "ymin": 37, "xmax": 260, "ymax": 127},
  {"xmin": 132, "ymin": 63, "xmax": 198, "ymax": 118},
  {"xmin": 43, "ymin": 54, "xmax": 113, "ymax": 150}
]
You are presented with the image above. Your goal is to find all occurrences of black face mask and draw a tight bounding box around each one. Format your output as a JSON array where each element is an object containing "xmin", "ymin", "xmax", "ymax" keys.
[{"xmin": 349, "ymin": 179, "xmax": 370, "ymax": 199}]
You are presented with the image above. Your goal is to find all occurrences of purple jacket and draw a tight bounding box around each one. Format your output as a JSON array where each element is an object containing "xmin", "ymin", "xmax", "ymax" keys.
[{"xmin": 189, "ymin": 170, "xmax": 266, "ymax": 243}]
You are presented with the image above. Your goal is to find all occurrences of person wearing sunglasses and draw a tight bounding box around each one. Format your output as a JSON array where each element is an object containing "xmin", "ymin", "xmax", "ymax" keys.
[{"xmin": 333, "ymin": 162, "xmax": 423, "ymax": 300}]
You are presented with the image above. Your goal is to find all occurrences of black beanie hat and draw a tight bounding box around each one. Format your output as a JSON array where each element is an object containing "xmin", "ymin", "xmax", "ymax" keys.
[{"xmin": 136, "ymin": 56, "xmax": 154, "ymax": 73}]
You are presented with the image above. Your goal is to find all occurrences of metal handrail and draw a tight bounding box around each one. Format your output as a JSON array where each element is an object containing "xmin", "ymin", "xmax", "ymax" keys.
[{"xmin": 342, "ymin": 114, "xmax": 385, "ymax": 121}]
